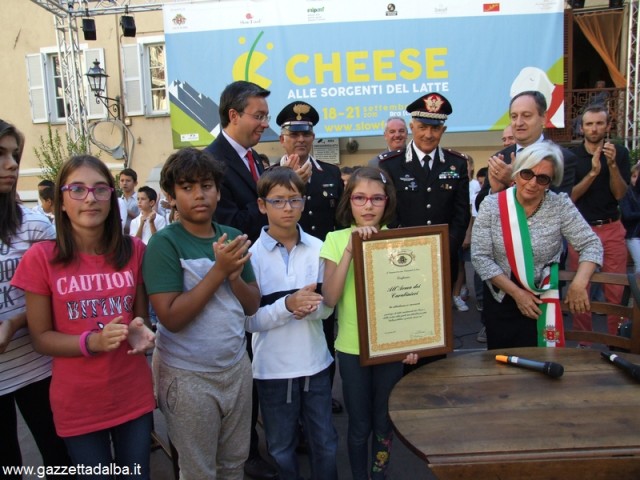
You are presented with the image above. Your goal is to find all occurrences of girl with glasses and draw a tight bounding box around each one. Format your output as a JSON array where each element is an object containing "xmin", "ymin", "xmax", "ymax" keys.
[
  {"xmin": 12, "ymin": 155, "xmax": 155, "ymax": 478},
  {"xmin": 320, "ymin": 167, "xmax": 418, "ymax": 480},
  {"xmin": 471, "ymin": 142, "xmax": 603, "ymax": 350}
]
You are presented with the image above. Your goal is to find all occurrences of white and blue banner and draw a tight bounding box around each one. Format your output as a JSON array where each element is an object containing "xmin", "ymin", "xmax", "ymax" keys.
[{"xmin": 163, "ymin": 0, "xmax": 565, "ymax": 147}]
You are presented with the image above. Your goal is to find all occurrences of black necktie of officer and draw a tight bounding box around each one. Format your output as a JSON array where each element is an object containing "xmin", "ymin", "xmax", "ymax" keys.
[{"xmin": 423, "ymin": 155, "xmax": 431, "ymax": 176}]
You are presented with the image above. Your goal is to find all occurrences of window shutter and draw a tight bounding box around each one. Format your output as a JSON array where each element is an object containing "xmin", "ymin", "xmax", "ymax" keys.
[
  {"xmin": 25, "ymin": 54, "xmax": 49, "ymax": 123},
  {"xmin": 122, "ymin": 44, "xmax": 144, "ymax": 116},
  {"xmin": 82, "ymin": 48, "xmax": 107, "ymax": 120}
]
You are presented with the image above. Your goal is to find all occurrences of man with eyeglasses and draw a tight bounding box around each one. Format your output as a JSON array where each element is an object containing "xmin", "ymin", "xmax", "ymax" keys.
[
  {"xmin": 276, "ymin": 101, "xmax": 344, "ymax": 416},
  {"xmin": 276, "ymin": 101, "xmax": 343, "ymax": 242},
  {"xmin": 204, "ymin": 81, "xmax": 279, "ymax": 480},
  {"xmin": 568, "ymin": 105, "xmax": 630, "ymax": 338},
  {"xmin": 205, "ymin": 80, "xmax": 272, "ymax": 244}
]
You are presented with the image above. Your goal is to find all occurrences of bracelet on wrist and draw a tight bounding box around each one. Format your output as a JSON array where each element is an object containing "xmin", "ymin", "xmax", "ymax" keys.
[{"xmin": 79, "ymin": 330, "xmax": 97, "ymax": 357}]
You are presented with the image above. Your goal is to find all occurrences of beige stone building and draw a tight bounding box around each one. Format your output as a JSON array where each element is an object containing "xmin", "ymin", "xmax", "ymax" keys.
[{"xmin": 2, "ymin": 0, "xmax": 632, "ymax": 204}]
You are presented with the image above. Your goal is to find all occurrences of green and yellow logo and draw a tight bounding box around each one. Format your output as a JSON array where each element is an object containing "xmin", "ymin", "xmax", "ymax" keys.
[{"xmin": 232, "ymin": 32, "xmax": 273, "ymax": 88}]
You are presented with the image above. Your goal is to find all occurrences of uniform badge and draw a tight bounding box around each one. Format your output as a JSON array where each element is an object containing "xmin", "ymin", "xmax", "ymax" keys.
[
  {"xmin": 439, "ymin": 170, "xmax": 460, "ymax": 180},
  {"xmin": 424, "ymin": 94, "xmax": 444, "ymax": 113},
  {"xmin": 293, "ymin": 103, "xmax": 311, "ymax": 120}
]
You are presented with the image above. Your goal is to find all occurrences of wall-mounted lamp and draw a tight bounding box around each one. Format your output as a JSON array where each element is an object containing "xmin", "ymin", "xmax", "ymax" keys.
[{"xmin": 86, "ymin": 59, "xmax": 121, "ymax": 120}]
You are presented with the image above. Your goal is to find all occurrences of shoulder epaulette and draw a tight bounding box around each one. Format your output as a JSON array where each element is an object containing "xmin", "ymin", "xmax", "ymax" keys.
[
  {"xmin": 378, "ymin": 149, "xmax": 404, "ymax": 162},
  {"xmin": 443, "ymin": 148, "xmax": 469, "ymax": 160}
]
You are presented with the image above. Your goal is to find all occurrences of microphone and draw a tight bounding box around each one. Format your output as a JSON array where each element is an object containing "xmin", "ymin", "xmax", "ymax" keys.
[
  {"xmin": 600, "ymin": 351, "xmax": 640, "ymax": 382},
  {"xmin": 495, "ymin": 354, "xmax": 564, "ymax": 378}
]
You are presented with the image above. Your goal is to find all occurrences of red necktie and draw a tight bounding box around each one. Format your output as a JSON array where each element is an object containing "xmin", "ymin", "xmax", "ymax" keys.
[{"xmin": 246, "ymin": 150, "xmax": 259, "ymax": 182}]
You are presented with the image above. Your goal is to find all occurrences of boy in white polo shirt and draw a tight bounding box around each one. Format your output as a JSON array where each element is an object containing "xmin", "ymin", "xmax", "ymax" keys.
[
  {"xmin": 130, "ymin": 186, "xmax": 167, "ymax": 244},
  {"xmin": 246, "ymin": 166, "xmax": 338, "ymax": 480}
]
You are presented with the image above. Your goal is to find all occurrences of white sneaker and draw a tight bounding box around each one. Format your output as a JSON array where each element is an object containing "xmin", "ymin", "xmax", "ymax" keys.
[{"xmin": 452, "ymin": 296, "xmax": 469, "ymax": 312}]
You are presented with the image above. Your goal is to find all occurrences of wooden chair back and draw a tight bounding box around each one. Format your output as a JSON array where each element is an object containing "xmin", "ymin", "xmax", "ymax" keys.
[{"xmin": 560, "ymin": 271, "xmax": 640, "ymax": 354}]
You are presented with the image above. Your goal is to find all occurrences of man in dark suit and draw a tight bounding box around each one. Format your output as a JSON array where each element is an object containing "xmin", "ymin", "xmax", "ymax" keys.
[
  {"xmin": 368, "ymin": 116, "xmax": 408, "ymax": 167},
  {"xmin": 204, "ymin": 81, "xmax": 278, "ymax": 480},
  {"xmin": 276, "ymin": 101, "xmax": 344, "ymax": 413},
  {"xmin": 204, "ymin": 80, "xmax": 270, "ymax": 243},
  {"xmin": 379, "ymin": 93, "xmax": 470, "ymax": 285},
  {"xmin": 476, "ymin": 90, "xmax": 577, "ymax": 211}
]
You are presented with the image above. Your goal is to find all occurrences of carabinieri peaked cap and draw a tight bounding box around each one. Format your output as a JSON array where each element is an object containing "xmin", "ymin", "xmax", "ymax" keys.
[
  {"xmin": 406, "ymin": 93, "xmax": 453, "ymax": 126},
  {"xmin": 276, "ymin": 101, "xmax": 320, "ymax": 132}
]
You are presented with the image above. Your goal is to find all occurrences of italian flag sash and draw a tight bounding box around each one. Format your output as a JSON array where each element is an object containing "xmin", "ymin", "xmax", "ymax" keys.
[{"xmin": 498, "ymin": 187, "xmax": 564, "ymax": 347}]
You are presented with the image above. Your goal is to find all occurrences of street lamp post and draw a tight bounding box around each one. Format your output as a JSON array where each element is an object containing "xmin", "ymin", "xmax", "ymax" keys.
[{"xmin": 85, "ymin": 59, "xmax": 122, "ymax": 120}]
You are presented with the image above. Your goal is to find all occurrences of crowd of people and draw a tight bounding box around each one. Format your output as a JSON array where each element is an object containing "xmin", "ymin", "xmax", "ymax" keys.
[{"xmin": 1, "ymin": 77, "xmax": 637, "ymax": 480}]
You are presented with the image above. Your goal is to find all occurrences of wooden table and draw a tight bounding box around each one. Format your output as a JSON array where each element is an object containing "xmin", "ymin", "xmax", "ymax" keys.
[{"xmin": 389, "ymin": 347, "xmax": 640, "ymax": 480}]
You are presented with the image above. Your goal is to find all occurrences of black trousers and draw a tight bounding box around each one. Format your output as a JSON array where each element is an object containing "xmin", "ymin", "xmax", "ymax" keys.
[
  {"xmin": 0, "ymin": 376, "xmax": 71, "ymax": 478},
  {"xmin": 483, "ymin": 282, "xmax": 538, "ymax": 350}
]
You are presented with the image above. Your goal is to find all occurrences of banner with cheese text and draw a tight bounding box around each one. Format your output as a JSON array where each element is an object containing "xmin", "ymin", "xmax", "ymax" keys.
[{"xmin": 163, "ymin": 0, "xmax": 564, "ymax": 147}]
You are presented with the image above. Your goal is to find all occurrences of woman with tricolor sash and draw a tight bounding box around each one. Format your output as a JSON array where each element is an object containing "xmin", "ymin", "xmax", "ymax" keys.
[{"xmin": 471, "ymin": 142, "xmax": 603, "ymax": 350}]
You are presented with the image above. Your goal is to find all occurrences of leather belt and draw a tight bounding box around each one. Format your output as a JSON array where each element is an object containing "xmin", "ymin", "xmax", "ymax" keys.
[{"xmin": 588, "ymin": 217, "xmax": 618, "ymax": 226}]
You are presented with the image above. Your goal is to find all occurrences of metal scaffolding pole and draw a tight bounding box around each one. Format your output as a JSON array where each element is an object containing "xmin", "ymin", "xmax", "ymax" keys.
[
  {"xmin": 54, "ymin": 11, "xmax": 89, "ymax": 145},
  {"xmin": 29, "ymin": 0, "xmax": 167, "ymax": 146},
  {"xmin": 627, "ymin": 1, "xmax": 639, "ymax": 150}
]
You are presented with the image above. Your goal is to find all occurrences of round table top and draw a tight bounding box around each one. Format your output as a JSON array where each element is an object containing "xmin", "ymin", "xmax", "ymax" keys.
[{"xmin": 389, "ymin": 347, "xmax": 640, "ymax": 478}]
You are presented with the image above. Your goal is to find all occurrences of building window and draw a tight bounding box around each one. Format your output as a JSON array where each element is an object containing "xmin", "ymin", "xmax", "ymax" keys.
[
  {"xmin": 122, "ymin": 39, "xmax": 169, "ymax": 117},
  {"xmin": 147, "ymin": 43, "xmax": 168, "ymax": 114},
  {"xmin": 26, "ymin": 47, "xmax": 106, "ymax": 124},
  {"xmin": 48, "ymin": 53, "xmax": 67, "ymax": 122}
]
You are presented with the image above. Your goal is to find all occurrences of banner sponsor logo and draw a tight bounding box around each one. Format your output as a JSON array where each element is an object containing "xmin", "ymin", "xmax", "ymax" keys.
[{"xmin": 164, "ymin": 0, "xmax": 564, "ymax": 147}]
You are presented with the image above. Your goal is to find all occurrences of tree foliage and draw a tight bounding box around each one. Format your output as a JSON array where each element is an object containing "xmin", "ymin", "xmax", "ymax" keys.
[{"xmin": 33, "ymin": 125, "xmax": 92, "ymax": 182}]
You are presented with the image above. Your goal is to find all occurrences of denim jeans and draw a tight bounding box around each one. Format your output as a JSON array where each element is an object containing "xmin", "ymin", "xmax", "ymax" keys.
[
  {"xmin": 64, "ymin": 412, "xmax": 153, "ymax": 479},
  {"xmin": 338, "ymin": 352, "xmax": 403, "ymax": 480},
  {"xmin": 627, "ymin": 238, "xmax": 640, "ymax": 274},
  {"xmin": 256, "ymin": 368, "xmax": 338, "ymax": 480}
]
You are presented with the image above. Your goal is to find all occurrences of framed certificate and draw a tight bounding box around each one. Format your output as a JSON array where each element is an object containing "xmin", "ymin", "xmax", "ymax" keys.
[{"xmin": 352, "ymin": 225, "xmax": 453, "ymax": 366}]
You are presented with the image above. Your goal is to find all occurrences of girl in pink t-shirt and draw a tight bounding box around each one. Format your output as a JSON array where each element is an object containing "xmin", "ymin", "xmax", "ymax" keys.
[{"xmin": 12, "ymin": 155, "xmax": 155, "ymax": 478}]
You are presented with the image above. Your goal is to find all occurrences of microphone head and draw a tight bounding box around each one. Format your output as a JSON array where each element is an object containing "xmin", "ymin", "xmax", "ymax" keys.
[{"xmin": 544, "ymin": 362, "xmax": 564, "ymax": 378}]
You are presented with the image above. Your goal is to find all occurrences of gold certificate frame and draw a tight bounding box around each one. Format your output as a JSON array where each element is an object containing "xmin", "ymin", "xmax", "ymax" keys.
[{"xmin": 353, "ymin": 225, "xmax": 453, "ymax": 366}]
